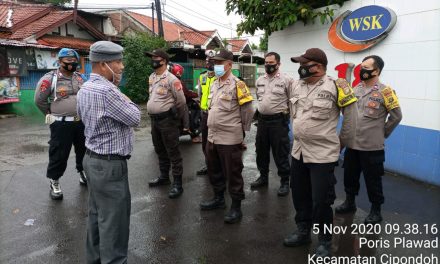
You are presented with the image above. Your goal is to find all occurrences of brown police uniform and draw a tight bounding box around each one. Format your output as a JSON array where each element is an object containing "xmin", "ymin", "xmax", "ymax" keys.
[
  {"xmin": 343, "ymin": 82, "xmax": 402, "ymax": 205},
  {"xmin": 206, "ymin": 73, "xmax": 253, "ymax": 201},
  {"xmin": 289, "ymin": 76, "xmax": 357, "ymax": 241},
  {"xmin": 34, "ymin": 70, "xmax": 86, "ymax": 180},
  {"xmin": 147, "ymin": 69, "xmax": 186, "ymax": 181},
  {"xmin": 254, "ymin": 71, "xmax": 292, "ymax": 185}
]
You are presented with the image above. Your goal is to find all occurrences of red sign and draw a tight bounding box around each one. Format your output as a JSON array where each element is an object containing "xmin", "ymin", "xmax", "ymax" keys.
[{"xmin": 335, "ymin": 62, "xmax": 361, "ymax": 87}]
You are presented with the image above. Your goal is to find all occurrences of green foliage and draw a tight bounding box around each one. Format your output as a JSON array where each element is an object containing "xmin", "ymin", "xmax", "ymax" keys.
[
  {"xmin": 122, "ymin": 32, "xmax": 167, "ymax": 103},
  {"xmin": 259, "ymin": 33, "xmax": 268, "ymax": 51},
  {"xmin": 225, "ymin": 0, "xmax": 347, "ymax": 36},
  {"xmin": 250, "ymin": 42, "xmax": 258, "ymax": 50}
]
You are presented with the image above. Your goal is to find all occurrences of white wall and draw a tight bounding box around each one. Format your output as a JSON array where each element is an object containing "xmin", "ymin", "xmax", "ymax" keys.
[{"xmin": 269, "ymin": 0, "xmax": 440, "ymax": 131}]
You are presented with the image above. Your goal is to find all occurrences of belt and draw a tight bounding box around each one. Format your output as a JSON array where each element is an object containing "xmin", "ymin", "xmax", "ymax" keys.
[
  {"xmin": 149, "ymin": 109, "xmax": 173, "ymax": 120},
  {"xmin": 53, "ymin": 116, "xmax": 81, "ymax": 122},
  {"xmin": 258, "ymin": 113, "xmax": 287, "ymax": 121},
  {"xmin": 86, "ymin": 149, "xmax": 130, "ymax": 160}
]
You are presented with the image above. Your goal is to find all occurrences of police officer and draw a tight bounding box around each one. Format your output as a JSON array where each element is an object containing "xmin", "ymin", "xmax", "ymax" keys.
[
  {"xmin": 146, "ymin": 49, "xmax": 187, "ymax": 199},
  {"xmin": 196, "ymin": 50, "xmax": 216, "ymax": 175},
  {"xmin": 283, "ymin": 48, "xmax": 357, "ymax": 257},
  {"xmin": 251, "ymin": 52, "xmax": 291, "ymax": 196},
  {"xmin": 34, "ymin": 48, "xmax": 87, "ymax": 200},
  {"xmin": 199, "ymin": 49, "xmax": 254, "ymax": 224},
  {"xmin": 335, "ymin": 55, "xmax": 402, "ymax": 224}
]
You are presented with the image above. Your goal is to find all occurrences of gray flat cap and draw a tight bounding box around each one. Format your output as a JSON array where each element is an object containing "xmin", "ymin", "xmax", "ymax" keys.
[{"xmin": 89, "ymin": 41, "xmax": 123, "ymax": 62}]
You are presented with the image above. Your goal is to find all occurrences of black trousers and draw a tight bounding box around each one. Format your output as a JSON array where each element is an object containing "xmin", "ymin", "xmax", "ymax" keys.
[
  {"xmin": 201, "ymin": 111, "xmax": 209, "ymax": 163},
  {"xmin": 151, "ymin": 116, "xmax": 183, "ymax": 178},
  {"xmin": 343, "ymin": 148, "xmax": 385, "ymax": 205},
  {"xmin": 47, "ymin": 121, "xmax": 86, "ymax": 180},
  {"xmin": 291, "ymin": 155, "xmax": 337, "ymax": 241},
  {"xmin": 206, "ymin": 142, "xmax": 244, "ymax": 200},
  {"xmin": 255, "ymin": 117, "xmax": 290, "ymax": 182}
]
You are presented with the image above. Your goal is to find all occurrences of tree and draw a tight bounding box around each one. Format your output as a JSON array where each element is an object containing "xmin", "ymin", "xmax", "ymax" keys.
[
  {"xmin": 250, "ymin": 42, "xmax": 258, "ymax": 50},
  {"xmin": 122, "ymin": 33, "xmax": 168, "ymax": 103},
  {"xmin": 259, "ymin": 33, "xmax": 268, "ymax": 51},
  {"xmin": 225, "ymin": 0, "xmax": 347, "ymax": 36}
]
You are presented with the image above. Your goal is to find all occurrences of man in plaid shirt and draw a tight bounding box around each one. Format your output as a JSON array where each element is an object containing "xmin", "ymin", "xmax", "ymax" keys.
[{"xmin": 77, "ymin": 41, "xmax": 140, "ymax": 264}]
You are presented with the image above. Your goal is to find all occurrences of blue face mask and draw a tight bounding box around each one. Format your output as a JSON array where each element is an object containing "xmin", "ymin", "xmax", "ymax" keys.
[{"xmin": 214, "ymin": 64, "xmax": 226, "ymax": 77}]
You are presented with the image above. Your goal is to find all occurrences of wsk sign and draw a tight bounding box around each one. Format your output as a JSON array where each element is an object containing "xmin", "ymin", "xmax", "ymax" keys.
[{"xmin": 328, "ymin": 5, "xmax": 397, "ymax": 52}]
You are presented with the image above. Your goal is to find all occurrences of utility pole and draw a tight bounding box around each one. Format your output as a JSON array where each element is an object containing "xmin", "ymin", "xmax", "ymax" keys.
[
  {"xmin": 154, "ymin": 0, "xmax": 164, "ymax": 38},
  {"xmin": 73, "ymin": 0, "xmax": 78, "ymax": 23},
  {"xmin": 152, "ymin": 2, "xmax": 155, "ymax": 35}
]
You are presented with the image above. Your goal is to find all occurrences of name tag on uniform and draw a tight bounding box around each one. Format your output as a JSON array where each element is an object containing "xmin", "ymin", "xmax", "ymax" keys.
[{"xmin": 156, "ymin": 87, "xmax": 168, "ymax": 95}]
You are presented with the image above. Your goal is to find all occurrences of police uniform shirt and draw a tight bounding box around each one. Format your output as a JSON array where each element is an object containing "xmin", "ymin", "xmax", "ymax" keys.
[
  {"xmin": 348, "ymin": 82, "xmax": 402, "ymax": 151},
  {"xmin": 147, "ymin": 70, "xmax": 186, "ymax": 115},
  {"xmin": 289, "ymin": 76, "xmax": 354, "ymax": 163},
  {"xmin": 255, "ymin": 71, "xmax": 292, "ymax": 115},
  {"xmin": 207, "ymin": 73, "xmax": 253, "ymax": 145},
  {"xmin": 34, "ymin": 70, "xmax": 84, "ymax": 116}
]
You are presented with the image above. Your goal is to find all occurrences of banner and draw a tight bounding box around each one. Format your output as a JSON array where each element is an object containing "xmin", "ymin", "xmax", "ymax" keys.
[
  {"xmin": 34, "ymin": 49, "xmax": 59, "ymax": 70},
  {"xmin": 7, "ymin": 48, "xmax": 28, "ymax": 76},
  {"xmin": 25, "ymin": 48, "xmax": 37, "ymax": 70},
  {"xmin": 0, "ymin": 47, "xmax": 10, "ymax": 77},
  {"xmin": 0, "ymin": 77, "xmax": 20, "ymax": 104}
]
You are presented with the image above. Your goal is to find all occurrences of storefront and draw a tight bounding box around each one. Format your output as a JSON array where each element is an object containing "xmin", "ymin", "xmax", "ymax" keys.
[{"xmin": 269, "ymin": 0, "xmax": 440, "ymax": 185}]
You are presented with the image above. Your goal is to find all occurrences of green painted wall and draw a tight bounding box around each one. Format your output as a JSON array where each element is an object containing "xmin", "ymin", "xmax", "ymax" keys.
[{"xmin": 5, "ymin": 90, "xmax": 44, "ymax": 118}]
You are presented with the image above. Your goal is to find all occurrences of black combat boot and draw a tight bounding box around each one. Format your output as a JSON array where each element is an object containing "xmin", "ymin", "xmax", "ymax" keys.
[
  {"xmin": 277, "ymin": 177, "xmax": 290, "ymax": 197},
  {"xmin": 250, "ymin": 175, "xmax": 268, "ymax": 189},
  {"xmin": 315, "ymin": 235, "xmax": 332, "ymax": 258},
  {"xmin": 283, "ymin": 224, "xmax": 311, "ymax": 247},
  {"xmin": 364, "ymin": 203, "xmax": 383, "ymax": 224},
  {"xmin": 148, "ymin": 175, "xmax": 171, "ymax": 187},
  {"xmin": 168, "ymin": 175, "xmax": 183, "ymax": 199},
  {"xmin": 224, "ymin": 199, "xmax": 243, "ymax": 224},
  {"xmin": 200, "ymin": 192, "xmax": 226, "ymax": 210},
  {"xmin": 196, "ymin": 166, "xmax": 208, "ymax": 176},
  {"xmin": 335, "ymin": 194, "xmax": 357, "ymax": 214}
]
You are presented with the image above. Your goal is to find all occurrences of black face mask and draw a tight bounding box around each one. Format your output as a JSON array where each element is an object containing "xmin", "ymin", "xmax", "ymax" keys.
[
  {"xmin": 265, "ymin": 64, "xmax": 278, "ymax": 75},
  {"xmin": 360, "ymin": 68, "xmax": 376, "ymax": 81},
  {"xmin": 152, "ymin": 59, "xmax": 163, "ymax": 69},
  {"xmin": 298, "ymin": 64, "xmax": 317, "ymax": 79},
  {"xmin": 62, "ymin": 62, "xmax": 78, "ymax": 72}
]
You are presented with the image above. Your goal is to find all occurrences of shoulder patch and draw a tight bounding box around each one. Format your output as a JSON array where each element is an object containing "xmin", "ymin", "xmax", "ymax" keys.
[
  {"xmin": 39, "ymin": 79, "xmax": 51, "ymax": 92},
  {"xmin": 381, "ymin": 86, "xmax": 400, "ymax": 111},
  {"xmin": 335, "ymin": 78, "xmax": 357, "ymax": 108},
  {"xmin": 236, "ymin": 79, "xmax": 253, "ymax": 105},
  {"xmin": 173, "ymin": 80, "xmax": 182, "ymax": 91}
]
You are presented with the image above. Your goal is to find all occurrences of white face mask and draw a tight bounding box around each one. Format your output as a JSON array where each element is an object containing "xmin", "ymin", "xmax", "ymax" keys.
[{"xmin": 105, "ymin": 62, "xmax": 122, "ymax": 86}]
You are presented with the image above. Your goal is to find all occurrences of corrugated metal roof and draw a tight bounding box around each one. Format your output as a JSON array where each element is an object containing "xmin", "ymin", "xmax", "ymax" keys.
[{"xmin": 0, "ymin": 38, "xmax": 56, "ymax": 49}]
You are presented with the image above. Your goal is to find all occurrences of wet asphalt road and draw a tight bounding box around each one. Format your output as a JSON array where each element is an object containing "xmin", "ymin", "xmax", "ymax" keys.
[{"xmin": 0, "ymin": 113, "xmax": 439, "ymax": 264}]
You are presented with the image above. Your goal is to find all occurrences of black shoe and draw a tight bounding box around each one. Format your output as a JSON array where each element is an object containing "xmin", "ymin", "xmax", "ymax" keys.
[
  {"xmin": 250, "ymin": 176, "xmax": 268, "ymax": 189},
  {"xmin": 283, "ymin": 227, "xmax": 311, "ymax": 247},
  {"xmin": 168, "ymin": 176, "xmax": 183, "ymax": 199},
  {"xmin": 315, "ymin": 240, "xmax": 332, "ymax": 257},
  {"xmin": 148, "ymin": 177, "xmax": 171, "ymax": 187},
  {"xmin": 277, "ymin": 182, "xmax": 290, "ymax": 197},
  {"xmin": 224, "ymin": 200, "xmax": 242, "ymax": 224},
  {"xmin": 200, "ymin": 193, "xmax": 226, "ymax": 210},
  {"xmin": 79, "ymin": 171, "xmax": 87, "ymax": 186},
  {"xmin": 49, "ymin": 179, "xmax": 63, "ymax": 200},
  {"xmin": 335, "ymin": 196, "xmax": 356, "ymax": 214},
  {"xmin": 196, "ymin": 167, "xmax": 208, "ymax": 176},
  {"xmin": 364, "ymin": 204, "xmax": 383, "ymax": 224}
]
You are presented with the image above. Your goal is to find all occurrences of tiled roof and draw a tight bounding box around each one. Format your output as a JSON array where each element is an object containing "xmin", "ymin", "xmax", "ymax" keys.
[
  {"xmin": 179, "ymin": 30, "xmax": 215, "ymax": 46},
  {"xmin": 226, "ymin": 39, "xmax": 248, "ymax": 53},
  {"xmin": 126, "ymin": 11, "xmax": 215, "ymax": 46},
  {"xmin": 127, "ymin": 11, "xmax": 188, "ymax": 42},
  {"xmin": 0, "ymin": 38, "xmax": 56, "ymax": 49},
  {"xmin": 0, "ymin": 2, "xmax": 51, "ymax": 29},
  {"xmin": 8, "ymin": 11, "xmax": 72, "ymax": 40},
  {"xmin": 37, "ymin": 35, "xmax": 94, "ymax": 50}
]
